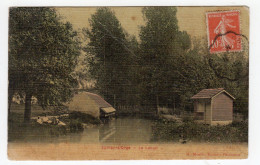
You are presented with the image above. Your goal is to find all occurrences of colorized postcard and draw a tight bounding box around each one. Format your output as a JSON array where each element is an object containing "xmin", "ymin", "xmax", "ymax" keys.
[{"xmin": 8, "ymin": 6, "xmax": 249, "ymax": 160}]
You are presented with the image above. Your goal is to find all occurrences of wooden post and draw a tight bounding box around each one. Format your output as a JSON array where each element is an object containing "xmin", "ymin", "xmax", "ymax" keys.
[
  {"xmin": 24, "ymin": 92, "xmax": 32, "ymax": 122},
  {"xmin": 113, "ymin": 94, "xmax": 116, "ymax": 108},
  {"xmin": 156, "ymin": 95, "xmax": 159, "ymax": 114}
]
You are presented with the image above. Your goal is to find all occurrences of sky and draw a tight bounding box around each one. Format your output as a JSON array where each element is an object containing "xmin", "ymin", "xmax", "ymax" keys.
[{"xmin": 56, "ymin": 6, "xmax": 249, "ymax": 40}]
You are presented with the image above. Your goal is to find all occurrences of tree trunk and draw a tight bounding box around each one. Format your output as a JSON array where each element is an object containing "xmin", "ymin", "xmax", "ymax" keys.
[
  {"xmin": 156, "ymin": 95, "xmax": 159, "ymax": 115},
  {"xmin": 173, "ymin": 96, "xmax": 176, "ymax": 111},
  {"xmin": 8, "ymin": 91, "xmax": 14, "ymax": 117},
  {"xmin": 113, "ymin": 94, "xmax": 116, "ymax": 108},
  {"xmin": 24, "ymin": 92, "xmax": 32, "ymax": 122}
]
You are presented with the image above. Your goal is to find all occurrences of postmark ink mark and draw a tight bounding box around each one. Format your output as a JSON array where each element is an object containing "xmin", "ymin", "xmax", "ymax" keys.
[{"xmin": 206, "ymin": 10, "xmax": 244, "ymax": 53}]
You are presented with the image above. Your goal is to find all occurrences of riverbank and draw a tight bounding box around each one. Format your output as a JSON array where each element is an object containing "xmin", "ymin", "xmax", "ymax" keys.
[
  {"xmin": 151, "ymin": 118, "xmax": 248, "ymax": 143},
  {"xmin": 8, "ymin": 111, "xmax": 101, "ymax": 142},
  {"xmin": 8, "ymin": 142, "xmax": 248, "ymax": 160}
]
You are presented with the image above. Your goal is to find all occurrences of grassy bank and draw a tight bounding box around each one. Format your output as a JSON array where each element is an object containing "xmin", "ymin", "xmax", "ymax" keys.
[
  {"xmin": 8, "ymin": 113, "xmax": 67, "ymax": 142},
  {"xmin": 151, "ymin": 119, "xmax": 248, "ymax": 143},
  {"xmin": 8, "ymin": 111, "xmax": 101, "ymax": 142}
]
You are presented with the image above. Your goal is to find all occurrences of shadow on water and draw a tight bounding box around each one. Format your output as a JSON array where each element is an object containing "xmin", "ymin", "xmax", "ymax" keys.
[
  {"xmin": 66, "ymin": 117, "xmax": 153, "ymax": 144},
  {"xmin": 99, "ymin": 117, "xmax": 153, "ymax": 143},
  {"xmin": 9, "ymin": 117, "xmax": 154, "ymax": 144}
]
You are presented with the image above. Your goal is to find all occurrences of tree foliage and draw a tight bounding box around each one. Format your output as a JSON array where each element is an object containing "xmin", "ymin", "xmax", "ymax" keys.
[
  {"xmin": 138, "ymin": 7, "xmax": 191, "ymax": 111},
  {"xmin": 83, "ymin": 7, "xmax": 138, "ymax": 107},
  {"xmin": 206, "ymin": 42, "xmax": 249, "ymax": 117},
  {"xmin": 9, "ymin": 7, "xmax": 81, "ymax": 121},
  {"xmin": 137, "ymin": 7, "xmax": 248, "ymax": 117},
  {"xmin": 9, "ymin": 7, "xmax": 248, "ymax": 119},
  {"xmin": 83, "ymin": 7, "xmax": 248, "ymax": 117}
]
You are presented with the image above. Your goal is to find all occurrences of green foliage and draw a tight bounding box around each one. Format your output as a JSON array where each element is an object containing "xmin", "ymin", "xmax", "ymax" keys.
[
  {"xmin": 58, "ymin": 111, "xmax": 101, "ymax": 133},
  {"xmin": 9, "ymin": 7, "xmax": 81, "ymax": 120},
  {"xmin": 8, "ymin": 7, "xmax": 248, "ymax": 119},
  {"xmin": 8, "ymin": 111, "xmax": 102, "ymax": 142},
  {"xmin": 68, "ymin": 111, "xmax": 101, "ymax": 125},
  {"xmin": 68, "ymin": 119, "xmax": 84, "ymax": 133},
  {"xmin": 152, "ymin": 119, "xmax": 248, "ymax": 143},
  {"xmin": 83, "ymin": 7, "xmax": 139, "ymax": 107},
  {"xmin": 139, "ymin": 7, "xmax": 191, "ymax": 111},
  {"xmin": 8, "ymin": 113, "xmax": 67, "ymax": 142},
  {"xmin": 82, "ymin": 7, "xmax": 248, "ymax": 117},
  {"xmin": 208, "ymin": 50, "xmax": 249, "ymax": 117}
]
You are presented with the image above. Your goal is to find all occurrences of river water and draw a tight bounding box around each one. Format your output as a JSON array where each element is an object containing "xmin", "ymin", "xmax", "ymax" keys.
[{"xmin": 36, "ymin": 117, "xmax": 153, "ymax": 143}]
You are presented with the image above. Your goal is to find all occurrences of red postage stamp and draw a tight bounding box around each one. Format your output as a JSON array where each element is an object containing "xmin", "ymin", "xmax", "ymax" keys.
[{"xmin": 206, "ymin": 10, "xmax": 241, "ymax": 53}]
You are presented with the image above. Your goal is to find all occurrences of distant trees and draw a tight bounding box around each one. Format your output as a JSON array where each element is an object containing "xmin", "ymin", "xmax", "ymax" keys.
[{"xmin": 9, "ymin": 7, "xmax": 80, "ymax": 121}]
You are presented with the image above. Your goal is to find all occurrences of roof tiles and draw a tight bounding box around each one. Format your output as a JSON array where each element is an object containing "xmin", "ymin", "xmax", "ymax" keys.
[
  {"xmin": 191, "ymin": 88, "xmax": 224, "ymax": 99},
  {"xmin": 85, "ymin": 92, "xmax": 112, "ymax": 108}
]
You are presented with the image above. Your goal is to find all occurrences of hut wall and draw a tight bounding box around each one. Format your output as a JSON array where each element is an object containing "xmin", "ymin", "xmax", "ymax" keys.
[
  {"xmin": 197, "ymin": 102, "xmax": 205, "ymax": 112},
  {"xmin": 193, "ymin": 101, "xmax": 198, "ymax": 112},
  {"xmin": 212, "ymin": 93, "xmax": 233, "ymax": 121}
]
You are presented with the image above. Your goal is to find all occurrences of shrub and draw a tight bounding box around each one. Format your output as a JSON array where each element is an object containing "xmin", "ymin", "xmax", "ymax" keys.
[
  {"xmin": 182, "ymin": 116, "xmax": 194, "ymax": 123},
  {"xmin": 8, "ymin": 119, "xmax": 67, "ymax": 142},
  {"xmin": 59, "ymin": 111, "xmax": 101, "ymax": 133},
  {"xmin": 69, "ymin": 119, "xmax": 84, "ymax": 133},
  {"xmin": 151, "ymin": 120, "xmax": 248, "ymax": 143},
  {"xmin": 69, "ymin": 111, "xmax": 101, "ymax": 125}
]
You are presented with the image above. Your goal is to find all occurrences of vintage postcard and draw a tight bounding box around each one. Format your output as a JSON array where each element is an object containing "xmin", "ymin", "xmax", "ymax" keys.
[{"xmin": 7, "ymin": 6, "xmax": 249, "ymax": 160}]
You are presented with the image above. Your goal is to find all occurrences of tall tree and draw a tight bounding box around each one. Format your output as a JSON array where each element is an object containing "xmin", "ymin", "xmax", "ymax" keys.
[
  {"xmin": 139, "ymin": 7, "xmax": 191, "ymax": 112},
  {"xmin": 83, "ymin": 7, "xmax": 135, "ymax": 107},
  {"xmin": 9, "ymin": 7, "xmax": 80, "ymax": 121}
]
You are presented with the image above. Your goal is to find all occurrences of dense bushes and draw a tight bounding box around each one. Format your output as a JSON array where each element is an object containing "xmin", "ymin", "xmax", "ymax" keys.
[
  {"xmin": 68, "ymin": 111, "xmax": 101, "ymax": 124},
  {"xmin": 151, "ymin": 119, "xmax": 248, "ymax": 143},
  {"xmin": 8, "ymin": 115, "xmax": 67, "ymax": 142},
  {"xmin": 68, "ymin": 119, "xmax": 84, "ymax": 133},
  {"xmin": 59, "ymin": 111, "xmax": 101, "ymax": 132}
]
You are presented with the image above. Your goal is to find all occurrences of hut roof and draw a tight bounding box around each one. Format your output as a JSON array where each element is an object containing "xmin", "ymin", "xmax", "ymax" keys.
[
  {"xmin": 66, "ymin": 92, "xmax": 114, "ymax": 117},
  {"xmin": 191, "ymin": 88, "xmax": 235, "ymax": 100},
  {"xmin": 85, "ymin": 92, "xmax": 112, "ymax": 108}
]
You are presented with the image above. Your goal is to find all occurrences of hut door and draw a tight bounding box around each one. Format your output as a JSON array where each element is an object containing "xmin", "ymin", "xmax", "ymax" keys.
[{"xmin": 204, "ymin": 102, "xmax": 211, "ymax": 124}]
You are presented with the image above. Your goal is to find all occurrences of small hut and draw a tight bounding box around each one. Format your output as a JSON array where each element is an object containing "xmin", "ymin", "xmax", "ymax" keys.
[
  {"xmin": 67, "ymin": 92, "xmax": 116, "ymax": 120},
  {"xmin": 191, "ymin": 88, "xmax": 235, "ymax": 125}
]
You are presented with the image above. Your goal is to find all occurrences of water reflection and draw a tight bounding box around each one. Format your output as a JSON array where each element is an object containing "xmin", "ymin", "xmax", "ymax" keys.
[
  {"xmin": 26, "ymin": 117, "xmax": 153, "ymax": 143},
  {"xmin": 99, "ymin": 118, "xmax": 152, "ymax": 143}
]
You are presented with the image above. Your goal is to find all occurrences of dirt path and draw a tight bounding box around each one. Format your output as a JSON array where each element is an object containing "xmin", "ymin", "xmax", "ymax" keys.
[{"xmin": 8, "ymin": 142, "xmax": 247, "ymax": 160}]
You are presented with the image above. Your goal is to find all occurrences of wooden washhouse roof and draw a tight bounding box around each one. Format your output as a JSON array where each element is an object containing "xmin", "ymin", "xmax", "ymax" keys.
[
  {"xmin": 66, "ymin": 92, "xmax": 115, "ymax": 117},
  {"xmin": 85, "ymin": 92, "xmax": 112, "ymax": 108},
  {"xmin": 191, "ymin": 88, "xmax": 235, "ymax": 100}
]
